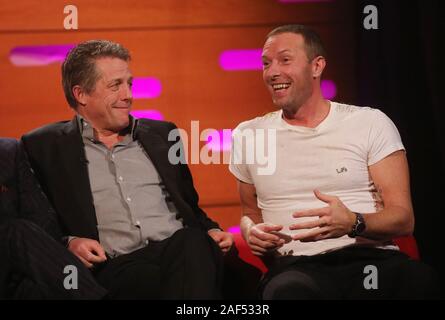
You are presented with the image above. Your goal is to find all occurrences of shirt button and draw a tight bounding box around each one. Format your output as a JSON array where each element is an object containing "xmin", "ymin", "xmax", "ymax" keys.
[
  {"xmin": 119, "ymin": 176, "xmax": 123, "ymax": 182},
  {"xmin": 111, "ymin": 154, "xmax": 115, "ymax": 159},
  {"xmin": 145, "ymin": 240, "xmax": 149, "ymax": 245},
  {"xmin": 135, "ymin": 220, "xmax": 140, "ymax": 226},
  {"xmin": 127, "ymin": 197, "xmax": 131, "ymax": 202}
]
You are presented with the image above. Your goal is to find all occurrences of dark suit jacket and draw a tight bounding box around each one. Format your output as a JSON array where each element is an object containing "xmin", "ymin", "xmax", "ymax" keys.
[
  {"xmin": 0, "ymin": 138, "xmax": 62, "ymax": 240},
  {"xmin": 22, "ymin": 118, "xmax": 220, "ymax": 240}
]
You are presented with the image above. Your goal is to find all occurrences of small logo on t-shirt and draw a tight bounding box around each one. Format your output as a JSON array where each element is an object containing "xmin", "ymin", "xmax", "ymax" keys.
[{"xmin": 336, "ymin": 167, "xmax": 348, "ymax": 174}]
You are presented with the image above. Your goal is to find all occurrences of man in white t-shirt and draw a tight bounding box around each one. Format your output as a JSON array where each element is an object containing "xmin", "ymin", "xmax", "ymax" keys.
[{"xmin": 229, "ymin": 24, "xmax": 439, "ymax": 299}]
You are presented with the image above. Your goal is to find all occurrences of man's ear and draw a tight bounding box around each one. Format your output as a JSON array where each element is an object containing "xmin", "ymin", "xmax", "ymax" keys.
[
  {"xmin": 312, "ymin": 56, "xmax": 326, "ymax": 79},
  {"xmin": 72, "ymin": 85, "xmax": 87, "ymax": 107}
]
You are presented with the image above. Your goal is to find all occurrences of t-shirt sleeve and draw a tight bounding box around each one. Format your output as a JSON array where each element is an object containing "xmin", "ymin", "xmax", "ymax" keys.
[
  {"xmin": 229, "ymin": 126, "xmax": 253, "ymax": 184},
  {"xmin": 368, "ymin": 109, "xmax": 405, "ymax": 165}
]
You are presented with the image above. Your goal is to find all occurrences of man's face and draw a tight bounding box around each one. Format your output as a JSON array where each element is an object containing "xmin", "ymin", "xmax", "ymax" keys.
[
  {"xmin": 81, "ymin": 57, "xmax": 133, "ymax": 133},
  {"xmin": 262, "ymin": 33, "xmax": 314, "ymax": 113}
]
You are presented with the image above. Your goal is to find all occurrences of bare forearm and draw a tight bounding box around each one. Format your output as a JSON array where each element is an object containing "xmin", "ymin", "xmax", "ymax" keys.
[
  {"xmin": 362, "ymin": 205, "xmax": 414, "ymax": 240},
  {"xmin": 363, "ymin": 151, "xmax": 414, "ymax": 240}
]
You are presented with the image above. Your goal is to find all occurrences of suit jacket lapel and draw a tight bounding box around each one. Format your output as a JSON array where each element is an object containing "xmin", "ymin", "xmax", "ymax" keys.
[
  {"xmin": 57, "ymin": 118, "xmax": 98, "ymax": 237},
  {"xmin": 136, "ymin": 125, "xmax": 181, "ymax": 197},
  {"xmin": 135, "ymin": 123, "xmax": 201, "ymax": 227}
]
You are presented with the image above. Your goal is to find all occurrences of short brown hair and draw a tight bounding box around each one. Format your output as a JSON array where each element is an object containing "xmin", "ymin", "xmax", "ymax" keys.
[
  {"xmin": 62, "ymin": 40, "xmax": 131, "ymax": 109},
  {"xmin": 266, "ymin": 24, "xmax": 326, "ymax": 61}
]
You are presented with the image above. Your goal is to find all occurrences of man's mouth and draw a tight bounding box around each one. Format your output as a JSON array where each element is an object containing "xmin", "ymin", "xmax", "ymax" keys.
[
  {"xmin": 113, "ymin": 105, "xmax": 131, "ymax": 110},
  {"xmin": 272, "ymin": 83, "xmax": 291, "ymax": 91}
]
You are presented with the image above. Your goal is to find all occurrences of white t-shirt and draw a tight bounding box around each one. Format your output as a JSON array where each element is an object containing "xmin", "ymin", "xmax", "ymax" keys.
[{"xmin": 229, "ymin": 101, "xmax": 405, "ymax": 256}]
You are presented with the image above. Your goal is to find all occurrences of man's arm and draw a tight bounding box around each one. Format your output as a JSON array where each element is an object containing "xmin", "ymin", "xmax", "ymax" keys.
[
  {"xmin": 361, "ymin": 150, "xmax": 414, "ymax": 238},
  {"xmin": 160, "ymin": 121, "xmax": 220, "ymax": 230},
  {"xmin": 290, "ymin": 150, "xmax": 414, "ymax": 241},
  {"xmin": 238, "ymin": 180, "xmax": 287, "ymax": 256},
  {"xmin": 158, "ymin": 121, "xmax": 233, "ymax": 252},
  {"xmin": 239, "ymin": 181, "xmax": 263, "ymax": 239},
  {"xmin": 16, "ymin": 141, "xmax": 63, "ymax": 241},
  {"xmin": 178, "ymin": 152, "xmax": 235, "ymax": 252},
  {"xmin": 178, "ymin": 160, "xmax": 221, "ymax": 230}
]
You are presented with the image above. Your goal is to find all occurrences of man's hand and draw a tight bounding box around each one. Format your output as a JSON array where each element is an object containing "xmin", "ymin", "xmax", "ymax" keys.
[
  {"xmin": 289, "ymin": 189, "xmax": 356, "ymax": 242},
  {"xmin": 68, "ymin": 237, "xmax": 107, "ymax": 268},
  {"xmin": 246, "ymin": 223, "xmax": 287, "ymax": 256},
  {"xmin": 208, "ymin": 230, "xmax": 234, "ymax": 254}
]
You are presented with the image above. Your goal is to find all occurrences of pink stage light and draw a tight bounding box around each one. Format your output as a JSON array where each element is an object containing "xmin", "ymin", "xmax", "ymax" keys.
[
  {"xmin": 219, "ymin": 49, "xmax": 263, "ymax": 71},
  {"xmin": 228, "ymin": 226, "xmax": 241, "ymax": 234},
  {"xmin": 321, "ymin": 79, "xmax": 337, "ymax": 99},
  {"xmin": 278, "ymin": 0, "xmax": 332, "ymax": 3},
  {"xmin": 130, "ymin": 110, "xmax": 164, "ymax": 121},
  {"xmin": 205, "ymin": 129, "xmax": 232, "ymax": 152},
  {"xmin": 9, "ymin": 44, "xmax": 75, "ymax": 66},
  {"xmin": 132, "ymin": 77, "xmax": 162, "ymax": 99}
]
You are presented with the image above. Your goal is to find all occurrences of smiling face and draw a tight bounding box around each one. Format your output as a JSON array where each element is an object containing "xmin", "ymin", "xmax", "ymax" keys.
[
  {"xmin": 262, "ymin": 32, "xmax": 316, "ymax": 113},
  {"xmin": 77, "ymin": 57, "xmax": 133, "ymax": 133}
]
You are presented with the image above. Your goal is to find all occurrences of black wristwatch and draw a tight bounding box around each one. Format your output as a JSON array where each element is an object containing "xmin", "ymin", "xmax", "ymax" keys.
[{"xmin": 348, "ymin": 212, "xmax": 366, "ymax": 238}]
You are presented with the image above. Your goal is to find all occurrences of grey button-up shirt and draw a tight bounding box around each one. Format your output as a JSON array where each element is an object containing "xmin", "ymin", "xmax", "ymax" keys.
[{"xmin": 78, "ymin": 116, "xmax": 183, "ymax": 257}]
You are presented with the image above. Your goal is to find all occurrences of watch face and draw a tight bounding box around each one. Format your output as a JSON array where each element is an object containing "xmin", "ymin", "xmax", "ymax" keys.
[
  {"xmin": 348, "ymin": 213, "xmax": 366, "ymax": 238},
  {"xmin": 356, "ymin": 214, "xmax": 366, "ymax": 234},
  {"xmin": 356, "ymin": 221, "xmax": 366, "ymax": 234}
]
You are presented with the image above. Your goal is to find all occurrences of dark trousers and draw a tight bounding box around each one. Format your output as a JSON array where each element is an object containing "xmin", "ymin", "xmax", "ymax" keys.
[
  {"xmin": 0, "ymin": 219, "xmax": 107, "ymax": 299},
  {"xmin": 261, "ymin": 246, "xmax": 440, "ymax": 300},
  {"xmin": 93, "ymin": 227, "xmax": 223, "ymax": 300}
]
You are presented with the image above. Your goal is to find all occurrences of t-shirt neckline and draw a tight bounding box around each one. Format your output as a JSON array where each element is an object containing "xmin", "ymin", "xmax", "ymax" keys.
[{"xmin": 278, "ymin": 101, "xmax": 336, "ymax": 133}]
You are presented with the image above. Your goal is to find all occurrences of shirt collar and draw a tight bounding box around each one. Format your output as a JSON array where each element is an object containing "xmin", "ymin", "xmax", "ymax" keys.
[{"xmin": 76, "ymin": 114, "xmax": 138, "ymax": 142}]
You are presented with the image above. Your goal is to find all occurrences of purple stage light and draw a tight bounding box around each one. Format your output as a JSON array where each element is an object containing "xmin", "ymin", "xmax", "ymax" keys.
[
  {"xmin": 130, "ymin": 110, "xmax": 164, "ymax": 120},
  {"xmin": 205, "ymin": 129, "xmax": 232, "ymax": 152},
  {"xmin": 278, "ymin": 0, "xmax": 332, "ymax": 3},
  {"xmin": 132, "ymin": 77, "xmax": 162, "ymax": 99},
  {"xmin": 219, "ymin": 49, "xmax": 263, "ymax": 71},
  {"xmin": 321, "ymin": 79, "xmax": 337, "ymax": 99},
  {"xmin": 9, "ymin": 44, "xmax": 75, "ymax": 66},
  {"xmin": 228, "ymin": 226, "xmax": 241, "ymax": 234}
]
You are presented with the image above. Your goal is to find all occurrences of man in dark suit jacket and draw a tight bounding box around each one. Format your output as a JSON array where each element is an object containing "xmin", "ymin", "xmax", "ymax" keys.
[
  {"xmin": 22, "ymin": 40, "xmax": 233, "ymax": 299},
  {"xmin": 0, "ymin": 138, "xmax": 106, "ymax": 299}
]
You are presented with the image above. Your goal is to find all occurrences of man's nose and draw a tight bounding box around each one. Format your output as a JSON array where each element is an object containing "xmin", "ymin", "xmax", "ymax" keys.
[
  {"xmin": 122, "ymin": 83, "xmax": 133, "ymax": 101},
  {"xmin": 264, "ymin": 61, "xmax": 280, "ymax": 80}
]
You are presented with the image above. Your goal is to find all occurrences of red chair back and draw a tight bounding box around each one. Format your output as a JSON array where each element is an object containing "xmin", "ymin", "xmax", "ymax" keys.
[{"xmin": 393, "ymin": 236, "xmax": 420, "ymax": 260}]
